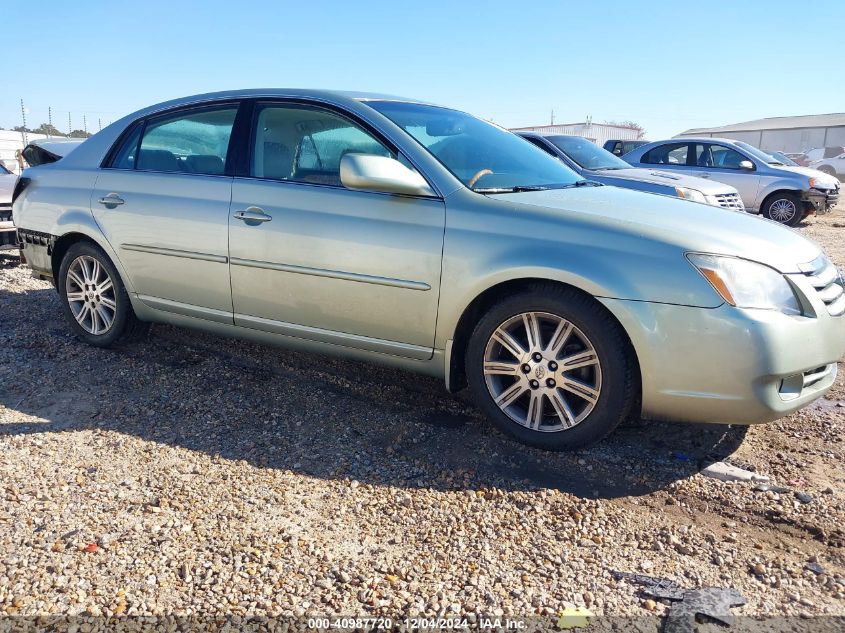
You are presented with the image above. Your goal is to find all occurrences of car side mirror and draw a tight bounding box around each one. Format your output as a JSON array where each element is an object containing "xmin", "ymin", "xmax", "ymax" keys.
[
  {"xmin": 340, "ymin": 154, "xmax": 435, "ymax": 197},
  {"xmin": 739, "ymin": 160, "xmax": 754, "ymax": 170}
]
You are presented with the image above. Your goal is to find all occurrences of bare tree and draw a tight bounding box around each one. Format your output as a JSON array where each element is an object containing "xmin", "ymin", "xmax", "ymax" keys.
[{"xmin": 604, "ymin": 120, "xmax": 646, "ymax": 139}]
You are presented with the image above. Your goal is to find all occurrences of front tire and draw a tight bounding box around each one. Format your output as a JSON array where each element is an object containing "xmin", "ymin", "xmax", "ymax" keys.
[
  {"xmin": 465, "ymin": 285, "xmax": 638, "ymax": 450},
  {"xmin": 762, "ymin": 192, "xmax": 804, "ymax": 227},
  {"xmin": 817, "ymin": 165, "xmax": 836, "ymax": 177},
  {"xmin": 58, "ymin": 241, "xmax": 147, "ymax": 347}
]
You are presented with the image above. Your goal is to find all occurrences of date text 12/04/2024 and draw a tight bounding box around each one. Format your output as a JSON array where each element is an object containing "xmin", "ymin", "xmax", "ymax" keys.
[{"xmin": 306, "ymin": 617, "xmax": 528, "ymax": 630}]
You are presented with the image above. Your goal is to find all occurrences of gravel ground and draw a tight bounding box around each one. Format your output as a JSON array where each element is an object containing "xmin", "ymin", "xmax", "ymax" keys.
[{"xmin": 0, "ymin": 209, "xmax": 844, "ymax": 628}]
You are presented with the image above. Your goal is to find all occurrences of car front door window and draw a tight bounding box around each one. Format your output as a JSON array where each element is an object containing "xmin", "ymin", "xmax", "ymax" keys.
[
  {"xmin": 705, "ymin": 144, "xmax": 747, "ymax": 170},
  {"xmin": 252, "ymin": 104, "xmax": 394, "ymax": 186}
]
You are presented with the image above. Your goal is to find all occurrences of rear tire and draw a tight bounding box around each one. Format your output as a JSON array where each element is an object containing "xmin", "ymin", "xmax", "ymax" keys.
[
  {"xmin": 465, "ymin": 285, "xmax": 638, "ymax": 450},
  {"xmin": 762, "ymin": 192, "xmax": 804, "ymax": 227},
  {"xmin": 57, "ymin": 241, "xmax": 147, "ymax": 347}
]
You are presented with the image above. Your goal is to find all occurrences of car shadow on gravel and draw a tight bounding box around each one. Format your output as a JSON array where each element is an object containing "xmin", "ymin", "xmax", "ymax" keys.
[{"xmin": 0, "ymin": 280, "xmax": 748, "ymax": 501}]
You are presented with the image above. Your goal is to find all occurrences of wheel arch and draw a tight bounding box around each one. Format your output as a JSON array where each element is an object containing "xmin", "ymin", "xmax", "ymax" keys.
[
  {"xmin": 444, "ymin": 277, "xmax": 641, "ymax": 397},
  {"xmin": 50, "ymin": 219, "xmax": 136, "ymax": 295},
  {"xmin": 759, "ymin": 188, "xmax": 809, "ymax": 218}
]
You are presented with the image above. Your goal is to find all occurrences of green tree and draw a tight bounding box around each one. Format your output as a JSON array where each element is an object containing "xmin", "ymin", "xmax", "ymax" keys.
[{"xmin": 33, "ymin": 123, "xmax": 66, "ymax": 137}]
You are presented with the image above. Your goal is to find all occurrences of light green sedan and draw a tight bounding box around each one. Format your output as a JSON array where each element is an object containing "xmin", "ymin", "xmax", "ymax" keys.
[{"xmin": 12, "ymin": 90, "xmax": 845, "ymax": 450}]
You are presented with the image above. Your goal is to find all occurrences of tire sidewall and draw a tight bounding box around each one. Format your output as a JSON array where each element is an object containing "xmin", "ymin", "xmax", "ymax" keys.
[
  {"xmin": 763, "ymin": 193, "xmax": 803, "ymax": 227},
  {"xmin": 57, "ymin": 241, "xmax": 131, "ymax": 347},
  {"xmin": 466, "ymin": 291, "xmax": 633, "ymax": 450}
]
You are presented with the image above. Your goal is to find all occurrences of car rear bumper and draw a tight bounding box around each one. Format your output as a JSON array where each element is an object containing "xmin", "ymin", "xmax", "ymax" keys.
[{"xmin": 600, "ymin": 298, "xmax": 845, "ymax": 425}]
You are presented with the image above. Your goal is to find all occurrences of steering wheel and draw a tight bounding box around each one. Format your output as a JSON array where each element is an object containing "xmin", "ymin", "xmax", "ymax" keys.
[{"xmin": 468, "ymin": 168, "xmax": 493, "ymax": 189}]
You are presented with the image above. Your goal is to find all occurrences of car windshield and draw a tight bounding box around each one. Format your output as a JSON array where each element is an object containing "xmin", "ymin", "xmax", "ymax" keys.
[
  {"xmin": 769, "ymin": 151, "xmax": 797, "ymax": 166},
  {"xmin": 547, "ymin": 136, "xmax": 631, "ymax": 170},
  {"xmin": 735, "ymin": 141, "xmax": 781, "ymax": 165},
  {"xmin": 366, "ymin": 101, "xmax": 581, "ymax": 192}
]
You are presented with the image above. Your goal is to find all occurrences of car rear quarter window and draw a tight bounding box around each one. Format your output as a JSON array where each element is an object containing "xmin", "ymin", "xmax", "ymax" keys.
[
  {"xmin": 641, "ymin": 142, "xmax": 690, "ymax": 166},
  {"xmin": 135, "ymin": 107, "xmax": 238, "ymax": 175},
  {"xmin": 109, "ymin": 123, "xmax": 143, "ymax": 170}
]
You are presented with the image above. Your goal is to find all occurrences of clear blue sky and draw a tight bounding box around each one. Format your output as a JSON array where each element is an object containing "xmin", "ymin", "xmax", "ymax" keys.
[{"xmin": 4, "ymin": 1, "xmax": 843, "ymax": 138}]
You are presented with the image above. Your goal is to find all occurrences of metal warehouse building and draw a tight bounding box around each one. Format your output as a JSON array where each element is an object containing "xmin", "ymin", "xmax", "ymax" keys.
[
  {"xmin": 676, "ymin": 113, "xmax": 845, "ymax": 154},
  {"xmin": 510, "ymin": 121, "xmax": 641, "ymax": 146}
]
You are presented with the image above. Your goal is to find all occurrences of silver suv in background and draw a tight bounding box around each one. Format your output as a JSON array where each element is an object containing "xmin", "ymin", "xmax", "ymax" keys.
[
  {"xmin": 623, "ymin": 137, "xmax": 840, "ymax": 226},
  {"xmin": 519, "ymin": 133, "xmax": 744, "ymax": 210}
]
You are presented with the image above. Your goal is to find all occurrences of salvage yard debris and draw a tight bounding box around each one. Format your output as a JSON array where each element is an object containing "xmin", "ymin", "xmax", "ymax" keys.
[
  {"xmin": 700, "ymin": 461, "xmax": 769, "ymax": 483},
  {"xmin": 613, "ymin": 570, "xmax": 747, "ymax": 633}
]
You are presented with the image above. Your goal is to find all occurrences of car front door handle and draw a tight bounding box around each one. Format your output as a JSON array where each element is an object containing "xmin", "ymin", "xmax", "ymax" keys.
[
  {"xmin": 97, "ymin": 193, "xmax": 125, "ymax": 208},
  {"xmin": 233, "ymin": 207, "xmax": 272, "ymax": 223}
]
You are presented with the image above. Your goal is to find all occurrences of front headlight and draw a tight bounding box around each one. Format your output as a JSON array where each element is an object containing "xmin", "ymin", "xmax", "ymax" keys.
[
  {"xmin": 675, "ymin": 187, "xmax": 707, "ymax": 204},
  {"xmin": 687, "ymin": 254, "xmax": 802, "ymax": 315}
]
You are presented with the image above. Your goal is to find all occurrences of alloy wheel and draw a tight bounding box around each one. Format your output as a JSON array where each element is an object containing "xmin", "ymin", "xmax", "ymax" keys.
[
  {"xmin": 483, "ymin": 311, "xmax": 602, "ymax": 432},
  {"xmin": 769, "ymin": 198, "xmax": 797, "ymax": 223},
  {"xmin": 65, "ymin": 255, "xmax": 116, "ymax": 335}
]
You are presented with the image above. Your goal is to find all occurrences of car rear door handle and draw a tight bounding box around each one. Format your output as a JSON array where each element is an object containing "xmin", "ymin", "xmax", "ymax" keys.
[
  {"xmin": 697, "ymin": 172, "xmax": 711, "ymax": 178},
  {"xmin": 233, "ymin": 207, "xmax": 272, "ymax": 223},
  {"xmin": 97, "ymin": 193, "xmax": 125, "ymax": 208}
]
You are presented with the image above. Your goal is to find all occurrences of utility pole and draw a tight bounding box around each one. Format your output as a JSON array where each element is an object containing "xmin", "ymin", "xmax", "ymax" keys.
[
  {"xmin": 83, "ymin": 115, "xmax": 87, "ymax": 135},
  {"xmin": 98, "ymin": 118, "xmax": 102, "ymax": 132},
  {"xmin": 551, "ymin": 109, "xmax": 555, "ymax": 125},
  {"xmin": 20, "ymin": 99, "xmax": 28, "ymax": 144},
  {"xmin": 68, "ymin": 112, "xmax": 72, "ymax": 137},
  {"xmin": 48, "ymin": 107, "xmax": 53, "ymax": 137}
]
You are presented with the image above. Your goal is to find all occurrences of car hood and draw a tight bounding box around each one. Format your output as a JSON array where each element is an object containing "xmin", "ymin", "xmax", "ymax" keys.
[
  {"xmin": 586, "ymin": 167, "xmax": 735, "ymax": 194},
  {"xmin": 0, "ymin": 174, "xmax": 16, "ymax": 201},
  {"xmin": 771, "ymin": 165, "xmax": 839, "ymax": 188},
  {"xmin": 496, "ymin": 186, "xmax": 821, "ymax": 273}
]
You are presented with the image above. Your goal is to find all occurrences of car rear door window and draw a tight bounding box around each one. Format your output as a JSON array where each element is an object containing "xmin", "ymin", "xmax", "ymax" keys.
[
  {"xmin": 136, "ymin": 107, "xmax": 238, "ymax": 175},
  {"xmin": 251, "ymin": 104, "xmax": 393, "ymax": 186},
  {"xmin": 641, "ymin": 142, "xmax": 690, "ymax": 166}
]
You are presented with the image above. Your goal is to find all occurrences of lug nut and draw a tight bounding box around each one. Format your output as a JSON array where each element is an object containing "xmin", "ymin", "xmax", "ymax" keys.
[
  {"xmin": 546, "ymin": 378, "xmax": 557, "ymax": 388},
  {"xmin": 521, "ymin": 364, "xmax": 531, "ymax": 374},
  {"xmin": 532, "ymin": 352, "xmax": 543, "ymax": 362},
  {"xmin": 529, "ymin": 379, "xmax": 540, "ymax": 389},
  {"xmin": 548, "ymin": 360, "xmax": 558, "ymax": 371}
]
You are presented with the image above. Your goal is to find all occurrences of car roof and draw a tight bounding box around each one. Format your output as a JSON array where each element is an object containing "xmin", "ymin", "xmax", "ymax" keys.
[
  {"xmin": 668, "ymin": 136, "xmax": 742, "ymax": 144},
  {"xmin": 135, "ymin": 88, "xmax": 434, "ymax": 115}
]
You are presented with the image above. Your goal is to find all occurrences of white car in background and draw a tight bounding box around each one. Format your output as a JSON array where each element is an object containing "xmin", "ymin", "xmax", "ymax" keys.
[
  {"xmin": 810, "ymin": 152, "xmax": 845, "ymax": 179},
  {"xmin": 0, "ymin": 161, "xmax": 17, "ymax": 250}
]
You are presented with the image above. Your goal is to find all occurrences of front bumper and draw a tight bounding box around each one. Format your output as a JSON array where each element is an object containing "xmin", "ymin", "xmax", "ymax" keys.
[
  {"xmin": 805, "ymin": 186, "xmax": 839, "ymax": 214},
  {"xmin": 600, "ymin": 298, "xmax": 845, "ymax": 425}
]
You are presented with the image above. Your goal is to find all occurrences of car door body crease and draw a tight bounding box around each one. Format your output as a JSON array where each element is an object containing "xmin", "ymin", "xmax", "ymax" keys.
[
  {"xmin": 229, "ymin": 256, "xmax": 431, "ymax": 290},
  {"xmin": 122, "ymin": 243, "xmax": 228, "ymax": 263}
]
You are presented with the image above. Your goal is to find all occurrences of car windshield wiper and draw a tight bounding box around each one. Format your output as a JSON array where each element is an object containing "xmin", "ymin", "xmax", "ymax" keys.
[{"xmin": 474, "ymin": 185, "xmax": 552, "ymax": 193}]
